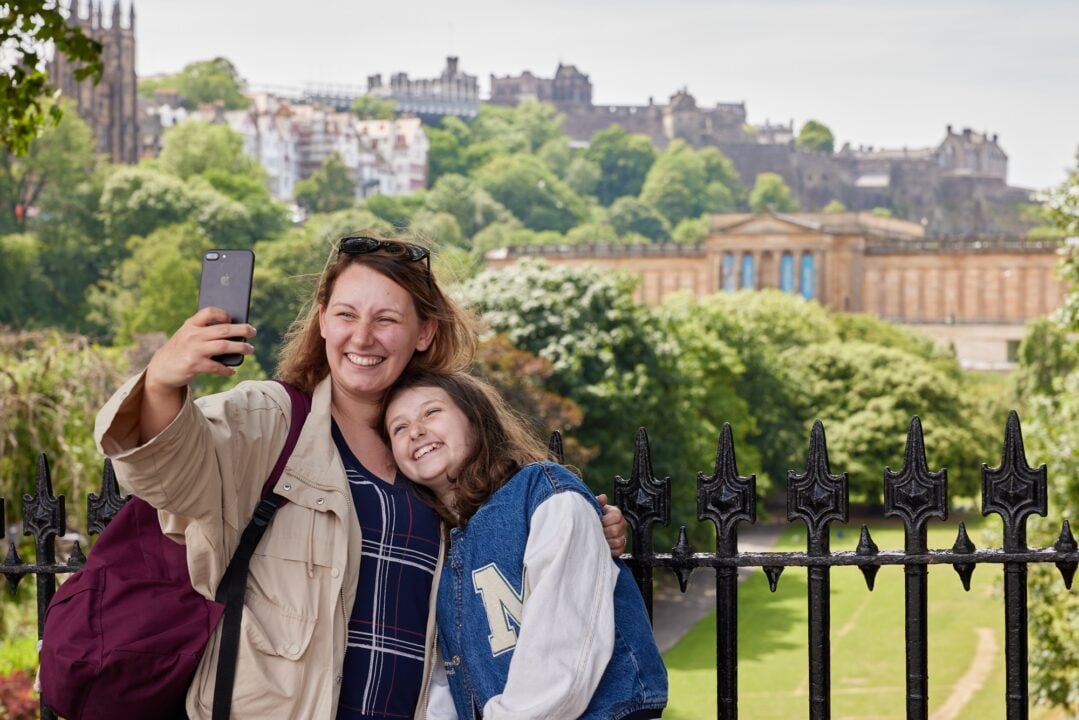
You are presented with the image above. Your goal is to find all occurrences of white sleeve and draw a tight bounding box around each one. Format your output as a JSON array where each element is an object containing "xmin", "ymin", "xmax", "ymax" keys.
[
  {"xmin": 482, "ymin": 492, "xmax": 618, "ymax": 720},
  {"xmin": 425, "ymin": 654, "xmax": 458, "ymax": 720}
]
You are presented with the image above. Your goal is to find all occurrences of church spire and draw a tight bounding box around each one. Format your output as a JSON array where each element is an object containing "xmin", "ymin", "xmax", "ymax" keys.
[
  {"xmin": 68, "ymin": 0, "xmax": 79, "ymax": 23},
  {"xmin": 95, "ymin": 0, "xmax": 103, "ymax": 30},
  {"xmin": 128, "ymin": 1, "xmax": 135, "ymax": 29},
  {"xmin": 111, "ymin": 0, "xmax": 121, "ymax": 31}
]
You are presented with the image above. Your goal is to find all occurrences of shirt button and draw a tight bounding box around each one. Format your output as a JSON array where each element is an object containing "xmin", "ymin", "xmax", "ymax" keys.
[
  {"xmin": 331, "ymin": 567, "xmax": 341, "ymax": 578},
  {"xmin": 282, "ymin": 483, "xmax": 292, "ymax": 491},
  {"xmin": 452, "ymin": 656, "xmax": 461, "ymax": 666},
  {"xmin": 288, "ymin": 644, "xmax": 300, "ymax": 656},
  {"xmin": 316, "ymin": 497, "xmax": 325, "ymax": 505}
]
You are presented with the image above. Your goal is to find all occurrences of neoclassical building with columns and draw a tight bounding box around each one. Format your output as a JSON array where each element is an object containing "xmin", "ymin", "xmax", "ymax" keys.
[{"xmin": 484, "ymin": 213, "xmax": 1067, "ymax": 370}]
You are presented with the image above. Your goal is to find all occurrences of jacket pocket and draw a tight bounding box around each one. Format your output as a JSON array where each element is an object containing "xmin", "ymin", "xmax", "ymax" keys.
[{"xmin": 198, "ymin": 591, "xmax": 319, "ymax": 717}]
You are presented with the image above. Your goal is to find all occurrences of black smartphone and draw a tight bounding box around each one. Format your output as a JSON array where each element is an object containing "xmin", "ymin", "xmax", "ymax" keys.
[{"xmin": 197, "ymin": 249, "xmax": 255, "ymax": 367}]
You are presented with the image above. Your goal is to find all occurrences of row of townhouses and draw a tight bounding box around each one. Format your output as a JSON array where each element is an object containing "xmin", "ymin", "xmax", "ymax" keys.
[{"xmin": 143, "ymin": 91, "xmax": 428, "ymax": 202}]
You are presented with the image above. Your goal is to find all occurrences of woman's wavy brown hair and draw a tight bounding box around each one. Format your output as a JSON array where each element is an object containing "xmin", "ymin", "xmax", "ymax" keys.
[
  {"xmin": 276, "ymin": 232, "xmax": 478, "ymax": 394},
  {"xmin": 380, "ymin": 370, "xmax": 549, "ymax": 527}
]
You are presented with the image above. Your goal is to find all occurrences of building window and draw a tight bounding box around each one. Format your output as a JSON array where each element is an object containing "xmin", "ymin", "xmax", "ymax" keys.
[
  {"xmin": 721, "ymin": 253, "xmax": 736, "ymax": 291},
  {"xmin": 800, "ymin": 253, "xmax": 815, "ymax": 300},
  {"xmin": 741, "ymin": 254, "xmax": 756, "ymax": 290},
  {"xmin": 780, "ymin": 252, "xmax": 795, "ymax": 293},
  {"xmin": 1007, "ymin": 340, "xmax": 1020, "ymax": 364}
]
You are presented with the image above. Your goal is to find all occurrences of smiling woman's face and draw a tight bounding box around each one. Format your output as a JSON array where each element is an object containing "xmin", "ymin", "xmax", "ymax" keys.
[
  {"xmin": 385, "ymin": 385, "xmax": 475, "ymax": 505},
  {"xmin": 319, "ymin": 263, "xmax": 436, "ymax": 402}
]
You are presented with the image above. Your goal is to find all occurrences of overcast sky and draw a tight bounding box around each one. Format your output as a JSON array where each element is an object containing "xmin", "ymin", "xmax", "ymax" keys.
[{"xmin": 124, "ymin": 0, "xmax": 1078, "ymax": 190}]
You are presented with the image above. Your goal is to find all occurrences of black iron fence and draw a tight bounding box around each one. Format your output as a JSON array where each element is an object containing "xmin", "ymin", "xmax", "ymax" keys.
[{"xmin": 3, "ymin": 411, "xmax": 1077, "ymax": 719}]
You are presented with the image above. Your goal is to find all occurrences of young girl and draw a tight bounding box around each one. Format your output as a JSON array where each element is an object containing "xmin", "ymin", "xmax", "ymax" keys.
[{"xmin": 382, "ymin": 370, "xmax": 668, "ymax": 720}]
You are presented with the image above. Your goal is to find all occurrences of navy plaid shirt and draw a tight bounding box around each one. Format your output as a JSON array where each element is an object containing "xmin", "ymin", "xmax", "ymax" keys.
[{"xmin": 332, "ymin": 421, "xmax": 441, "ymax": 719}]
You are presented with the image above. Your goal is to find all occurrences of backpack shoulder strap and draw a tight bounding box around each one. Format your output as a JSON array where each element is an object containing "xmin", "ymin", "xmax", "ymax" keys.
[
  {"xmin": 260, "ymin": 380, "xmax": 313, "ymax": 502},
  {"xmin": 212, "ymin": 380, "xmax": 312, "ymax": 719}
]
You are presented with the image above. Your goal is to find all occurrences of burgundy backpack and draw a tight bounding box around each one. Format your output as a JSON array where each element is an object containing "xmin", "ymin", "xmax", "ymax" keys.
[{"xmin": 40, "ymin": 381, "xmax": 311, "ymax": 720}]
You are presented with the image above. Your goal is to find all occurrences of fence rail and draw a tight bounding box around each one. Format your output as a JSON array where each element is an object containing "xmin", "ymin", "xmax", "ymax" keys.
[{"xmin": 2, "ymin": 411, "xmax": 1075, "ymax": 719}]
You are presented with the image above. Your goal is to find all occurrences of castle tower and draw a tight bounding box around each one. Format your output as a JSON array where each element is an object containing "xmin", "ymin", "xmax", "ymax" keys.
[{"xmin": 48, "ymin": 0, "xmax": 139, "ymax": 163}]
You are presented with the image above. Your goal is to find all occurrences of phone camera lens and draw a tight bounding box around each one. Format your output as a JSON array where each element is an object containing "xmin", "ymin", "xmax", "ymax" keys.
[{"xmin": 206, "ymin": 252, "xmax": 220, "ymax": 261}]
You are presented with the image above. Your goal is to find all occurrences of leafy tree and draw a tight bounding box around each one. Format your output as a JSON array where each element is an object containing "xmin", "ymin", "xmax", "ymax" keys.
[
  {"xmin": 425, "ymin": 117, "xmax": 477, "ymax": 186},
  {"xmin": 823, "ymin": 199, "xmax": 847, "ymax": 213},
  {"xmin": 423, "ymin": 173, "xmax": 514, "ymax": 237},
  {"xmin": 157, "ymin": 120, "xmax": 261, "ymax": 180},
  {"xmin": 749, "ymin": 172, "xmax": 799, "ymax": 212},
  {"xmin": 564, "ymin": 155, "xmax": 601, "ymax": 198},
  {"xmin": 699, "ymin": 146, "xmax": 747, "ymax": 210},
  {"xmin": 1, "ymin": 0, "xmax": 102, "ymax": 154},
  {"xmin": 407, "ymin": 210, "xmax": 466, "ymax": 250},
  {"xmin": 100, "ymin": 167, "xmax": 196, "ymax": 243},
  {"xmin": 640, "ymin": 140, "xmax": 708, "ymax": 226},
  {"xmin": 655, "ymin": 294, "xmax": 765, "ymax": 503},
  {"xmin": 100, "ymin": 165, "xmax": 259, "ymax": 251},
  {"xmin": 0, "ymin": 233, "xmax": 48, "ymax": 326},
  {"xmin": 294, "ymin": 153, "xmax": 355, "ymax": 213},
  {"xmin": 584, "ymin": 125, "xmax": 656, "ymax": 206},
  {"xmin": 694, "ymin": 291, "xmax": 833, "ymax": 489},
  {"xmin": 474, "ymin": 334, "xmax": 593, "ymax": 466},
  {"xmin": 785, "ymin": 340, "xmax": 988, "ymax": 502},
  {"xmin": 797, "ymin": 119, "xmax": 835, "ymax": 154},
  {"xmin": 870, "ymin": 206, "xmax": 894, "ymax": 217},
  {"xmin": 459, "ymin": 260, "xmax": 673, "ymax": 503},
  {"xmin": 470, "ymin": 101, "xmax": 564, "ymax": 155},
  {"xmin": 474, "ymin": 154, "xmax": 586, "ymax": 233},
  {"xmin": 351, "ymin": 95, "xmax": 397, "ymax": 120},
  {"xmin": 201, "ymin": 168, "xmax": 289, "ymax": 242},
  {"xmin": 303, "ymin": 207, "xmax": 393, "ymax": 246},
  {"xmin": 0, "ymin": 100, "xmax": 98, "ymax": 233},
  {"xmin": 564, "ymin": 222, "xmax": 618, "ymax": 245},
  {"xmin": 1024, "ymin": 151, "xmax": 1079, "ymax": 713},
  {"xmin": 140, "ymin": 57, "xmax": 248, "ymax": 110},
  {"xmin": 606, "ymin": 196, "xmax": 670, "ymax": 241},
  {"xmin": 361, "ymin": 192, "xmax": 425, "ymax": 229},
  {"xmin": 671, "ymin": 215, "xmax": 710, "ymax": 244},
  {"xmin": 0, "ymin": 332, "xmax": 128, "ymax": 513},
  {"xmin": 470, "ymin": 220, "xmax": 530, "ymax": 255},
  {"xmin": 538, "ymin": 136, "xmax": 572, "ymax": 177}
]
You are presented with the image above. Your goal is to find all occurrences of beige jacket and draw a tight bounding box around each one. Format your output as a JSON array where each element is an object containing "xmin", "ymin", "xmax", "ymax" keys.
[{"xmin": 95, "ymin": 373, "xmax": 441, "ymax": 719}]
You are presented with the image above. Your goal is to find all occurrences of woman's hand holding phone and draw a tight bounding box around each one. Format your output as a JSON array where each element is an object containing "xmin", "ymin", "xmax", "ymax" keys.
[{"xmin": 138, "ymin": 308, "xmax": 256, "ymax": 443}]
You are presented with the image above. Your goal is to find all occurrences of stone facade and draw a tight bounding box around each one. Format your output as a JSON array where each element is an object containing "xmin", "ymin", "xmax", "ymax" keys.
[
  {"xmin": 49, "ymin": 0, "xmax": 139, "ymax": 163},
  {"xmin": 485, "ymin": 212, "xmax": 1065, "ymax": 370}
]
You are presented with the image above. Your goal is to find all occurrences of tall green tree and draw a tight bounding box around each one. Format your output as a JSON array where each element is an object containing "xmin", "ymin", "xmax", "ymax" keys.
[
  {"xmin": 584, "ymin": 125, "xmax": 657, "ymax": 206},
  {"xmin": 474, "ymin": 154, "xmax": 586, "ymax": 233},
  {"xmin": 606, "ymin": 196, "xmax": 670, "ymax": 241},
  {"xmin": 157, "ymin": 120, "xmax": 261, "ymax": 179},
  {"xmin": 639, "ymin": 140, "xmax": 707, "ymax": 226},
  {"xmin": 0, "ymin": 100, "xmax": 98, "ymax": 233},
  {"xmin": 1, "ymin": 0, "xmax": 102, "ymax": 153},
  {"xmin": 140, "ymin": 57, "xmax": 248, "ymax": 110},
  {"xmin": 423, "ymin": 173, "xmax": 515, "ymax": 237},
  {"xmin": 749, "ymin": 172, "xmax": 799, "ymax": 212},
  {"xmin": 294, "ymin": 153, "xmax": 356, "ymax": 213},
  {"xmin": 797, "ymin": 119, "xmax": 835, "ymax": 154},
  {"xmin": 459, "ymin": 260, "xmax": 668, "ymax": 492},
  {"xmin": 1023, "ymin": 150, "xmax": 1079, "ymax": 714}
]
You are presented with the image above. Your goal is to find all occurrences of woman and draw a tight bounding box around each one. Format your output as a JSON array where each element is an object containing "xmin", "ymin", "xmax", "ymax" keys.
[
  {"xmin": 94, "ymin": 235, "xmax": 626, "ymax": 719},
  {"xmin": 383, "ymin": 370, "xmax": 667, "ymax": 720}
]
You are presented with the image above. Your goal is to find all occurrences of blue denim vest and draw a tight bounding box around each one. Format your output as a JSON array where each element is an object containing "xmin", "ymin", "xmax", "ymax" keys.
[{"xmin": 436, "ymin": 462, "xmax": 667, "ymax": 719}]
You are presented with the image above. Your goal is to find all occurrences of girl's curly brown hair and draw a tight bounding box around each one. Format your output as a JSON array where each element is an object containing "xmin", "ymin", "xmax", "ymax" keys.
[{"xmin": 380, "ymin": 370, "xmax": 549, "ymax": 527}]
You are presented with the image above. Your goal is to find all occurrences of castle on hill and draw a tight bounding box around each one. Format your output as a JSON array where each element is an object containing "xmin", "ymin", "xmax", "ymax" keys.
[{"xmin": 490, "ymin": 64, "xmax": 1031, "ymax": 237}]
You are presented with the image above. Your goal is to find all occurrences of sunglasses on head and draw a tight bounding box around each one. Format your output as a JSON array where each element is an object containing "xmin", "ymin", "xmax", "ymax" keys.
[{"xmin": 337, "ymin": 235, "xmax": 432, "ymax": 275}]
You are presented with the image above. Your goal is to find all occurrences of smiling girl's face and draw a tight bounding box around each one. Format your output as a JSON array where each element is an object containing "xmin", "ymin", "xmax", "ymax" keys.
[{"xmin": 385, "ymin": 385, "xmax": 475, "ymax": 506}]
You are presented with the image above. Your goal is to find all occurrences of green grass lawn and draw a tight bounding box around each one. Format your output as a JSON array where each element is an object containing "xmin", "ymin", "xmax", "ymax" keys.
[{"xmin": 662, "ymin": 517, "xmax": 1066, "ymax": 719}]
